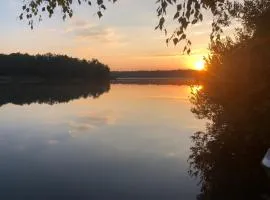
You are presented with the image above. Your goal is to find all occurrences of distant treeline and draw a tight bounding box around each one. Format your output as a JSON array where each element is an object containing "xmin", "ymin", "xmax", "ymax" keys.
[
  {"xmin": 0, "ymin": 53, "xmax": 110, "ymax": 83},
  {"xmin": 111, "ymin": 69, "xmax": 201, "ymax": 79}
]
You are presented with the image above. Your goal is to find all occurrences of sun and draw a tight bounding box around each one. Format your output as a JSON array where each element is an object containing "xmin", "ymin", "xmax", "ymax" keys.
[{"xmin": 194, "ymin": 60, "xmax": 205, "ymax": 70}]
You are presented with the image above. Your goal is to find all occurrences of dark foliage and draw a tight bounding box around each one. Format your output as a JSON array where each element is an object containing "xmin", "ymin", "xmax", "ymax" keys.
[
  {"xmin": 112, "ymin": 69, "xmax": 201, "ymax": 79},
  {"xmin": 0, "ymin": 82, "xmax": 110, "ymax": 107},
  {"xmin": 188, "ymin": 1, "xmax": 270, "ymax": 199},
  {"xmin": 19, "ymin": 0, "xmax": 268, "ymax": 53},
  {"xmin": 0, "ymin": 53, "xmax": 110, "ymax": 83}
]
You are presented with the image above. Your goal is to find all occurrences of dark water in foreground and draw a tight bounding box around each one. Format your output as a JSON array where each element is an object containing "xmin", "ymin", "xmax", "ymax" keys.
[{"xmin": 0, "ymin": 84, "xmax": 205, "ymax": 200}]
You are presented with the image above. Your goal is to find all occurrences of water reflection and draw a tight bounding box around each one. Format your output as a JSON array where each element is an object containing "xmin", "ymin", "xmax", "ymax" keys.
[
  {"xmin": 0, "ymin": 84, "xmax": 204, "ymax": 200},
  {"xmin": 0, "ymin": 81, "xmax": 110, "ymax": 106},
  {"xmin": 189, "ymin": 83, "xmax": 270, "ymax": 199},
  {"xmin": 0, "ymin": 79, "xmax": 198, "ymax": 107}
]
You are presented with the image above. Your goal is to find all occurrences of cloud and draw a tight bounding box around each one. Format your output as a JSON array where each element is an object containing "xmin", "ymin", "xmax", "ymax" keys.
[
  {"xmin": 76, "ymin": 26, "xmax": 114, "ymax": 42},
  {"xmin": 78, "ymin": 114, "xmax": 116, "ymax": 126},
  {"xmin": 68, "ymin": 111, "xmax": 117, "ymax": 137},
  {"xmin": 69, "ymin": 122, "xmax": 95, "ymax": 131},
  {"xmin": 48, "ymin": 140, "xmax": 59, "ymax": 145},
  {"xmin": 68, "ymin": 122, "xmax": 96, "ymax": 137},
  {"xmin": 64, "ymin": 19, "xmax": 126, "ymax": 44},
  {"xmin": 148, "ymin": 53, "xmax": 184, "ymax": 58},
  {"xmin": 73, "ymin": 19, "xmax": 89, "ymax": 28}
]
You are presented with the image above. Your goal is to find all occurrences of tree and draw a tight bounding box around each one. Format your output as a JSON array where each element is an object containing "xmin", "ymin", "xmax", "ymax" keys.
[
  {"xmin": 188, "ymin": 1, "xmax": 270, "ymax": 199},
  {"xmin": 0, "ymin": 53, "xmax": 110, "ymax": 82},
  {"xmin": 189, "ymin": 38, "xmax": 270, "ymax": 198},
  {"xmin": 20, "ymin": 0, "xmax": 261, "ymax": 53}
]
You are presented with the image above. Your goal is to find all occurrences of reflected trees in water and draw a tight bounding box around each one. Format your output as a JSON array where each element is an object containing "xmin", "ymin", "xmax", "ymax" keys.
[
  {"xmin": 0, "ymin": 53, "xmax": 111, "ymax": 106},
  {"xmin": 188, "ymin": 1, "xmax": 270, "ymax": 199},
  {"xmin": 0, "ymin": 81, "xmax": 110, "ymax": 106}
]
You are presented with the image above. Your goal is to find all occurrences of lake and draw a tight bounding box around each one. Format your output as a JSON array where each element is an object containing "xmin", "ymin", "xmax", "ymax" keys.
[{"xmin": 0, "ymin": 83, "xmax": 205, "ymax": 199}]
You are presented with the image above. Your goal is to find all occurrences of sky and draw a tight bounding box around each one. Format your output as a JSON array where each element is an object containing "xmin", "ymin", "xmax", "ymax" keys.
[{"xmin": 0, "ymin": 0, "xmax": 214, "ymax": 71}]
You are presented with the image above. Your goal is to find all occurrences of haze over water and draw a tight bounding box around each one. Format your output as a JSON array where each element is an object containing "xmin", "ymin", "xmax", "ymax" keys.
[{"xmin": 0, "ymin": 84, "xmax": 204, "ymax": 200}]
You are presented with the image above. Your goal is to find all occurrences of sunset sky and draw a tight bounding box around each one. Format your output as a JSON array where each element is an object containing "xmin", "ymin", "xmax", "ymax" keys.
[{"xmin": 0, "ymin": 0, "xmax": 214, "ymax": 70}]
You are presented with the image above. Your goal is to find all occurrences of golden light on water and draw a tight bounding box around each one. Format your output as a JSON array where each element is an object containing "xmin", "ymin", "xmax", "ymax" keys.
[{"xmin": 194, "ymin": 60, "xmax": 205, "ymax": 71}]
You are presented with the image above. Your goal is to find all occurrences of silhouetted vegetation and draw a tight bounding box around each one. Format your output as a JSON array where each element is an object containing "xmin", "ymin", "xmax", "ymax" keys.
[
  {"xmin": 0, "ymin": 82, "xmax": 110, "ymax": 107},
  {"xmin": 0, "ymin": 53, "xmax": 110, "ymax": 84},
  {"xmin": 20, "ymin": 0, "xmax": 260, "ymax": 53},
  {"xmin": 112, "ymin": 69, "xmax": 201, "ymax": 79},
  {"xmin": 111, "ymin": 70, "xmax": 202, "ymax": 85},
  {"xmin": 111, "ymin": 78, "xmax": 197, "ymax": 86},
  {"xmin": 189, "ymin": 1, "xmax": 270, "ymax": 199}
]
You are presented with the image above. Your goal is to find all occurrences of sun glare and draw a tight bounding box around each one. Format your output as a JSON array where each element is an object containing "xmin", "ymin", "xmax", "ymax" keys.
[
  {"xmin": 190, "ymin": 85, "xmax": 203, "ymax": 94},
  {"xmin": 194, "ymin": 60, "xmax": 205, "ymax": 71}
]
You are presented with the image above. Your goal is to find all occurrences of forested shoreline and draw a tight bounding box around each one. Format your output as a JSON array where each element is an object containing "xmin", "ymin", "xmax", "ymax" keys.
[
  {"xmin": 0, "ymin": 53, "xmax": 202, "ymax": 85},
  {"xmin": 0, "ymin": 53, "xmax": 110, "ymax": 84},
  {"xmin": 111, "ymin": 70, "xmax": 201, "ymax": 79}
]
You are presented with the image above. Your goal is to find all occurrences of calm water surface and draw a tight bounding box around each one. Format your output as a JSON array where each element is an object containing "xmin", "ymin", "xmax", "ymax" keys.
[{"xmin": 0, "ymin": 84, "xmax": 205, "ymax": 200}]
